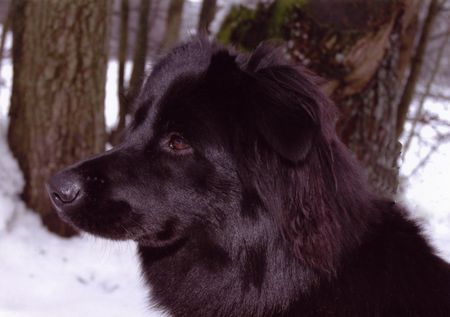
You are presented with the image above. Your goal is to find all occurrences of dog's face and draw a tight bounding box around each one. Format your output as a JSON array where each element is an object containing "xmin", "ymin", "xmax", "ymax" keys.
[
  {"xmin": 47, "ymin": 57, "xmax": 244, "ymax": 247},
  {"xmin": 47, "ymin": 39, "xmax": 330, "ymax": 255}
]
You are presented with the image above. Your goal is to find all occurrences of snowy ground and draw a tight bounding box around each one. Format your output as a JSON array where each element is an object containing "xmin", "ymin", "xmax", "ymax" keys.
[{"xmin": 1, "ymin": 17, "xmax": 450, "ymax": 317}]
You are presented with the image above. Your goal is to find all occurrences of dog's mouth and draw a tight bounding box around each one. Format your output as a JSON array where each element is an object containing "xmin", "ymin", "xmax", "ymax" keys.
[
  {"xmin": 136, "ymin": 233, "xmax": 182, "ymax": 248},
  {"xmin": 46, "ymin": 160, "xmax": 188, "ymax": 246},
  {"xmin": 49, "ymin": 196, "xmax": 145, "ymax": 241},
  {"xmin": 136, "ymin": 217, "xmax": 183, "ymax": 248},
  {"xmin": 47, "ymin": 180, "xmax": 185, "ymax": 246}
]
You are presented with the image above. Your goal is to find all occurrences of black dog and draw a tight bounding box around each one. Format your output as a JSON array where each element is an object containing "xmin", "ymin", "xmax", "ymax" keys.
[{"xmin": 47, "ymin": 38, "xmax": 450, "ymax": 316}]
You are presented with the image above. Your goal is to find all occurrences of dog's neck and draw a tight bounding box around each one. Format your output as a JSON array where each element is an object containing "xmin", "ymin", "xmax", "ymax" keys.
[
  {"xmin": 137, "ymin": 141, "xmax": 380, "ymax": 317},
  {"xmin": 138, "ymin": 216, "xmax": 318, "ymax": 317}
]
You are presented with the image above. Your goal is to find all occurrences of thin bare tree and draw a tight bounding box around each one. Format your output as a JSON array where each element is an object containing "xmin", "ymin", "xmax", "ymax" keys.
[
  {"xmin": 0, "ymin": 2, "xmax": 12, "ymax": 75},
  {"xmin": 110, "ymin": 0, "xmax": 151, "ymax": 144},
  {"xmin": 197, "ymin": 0, "xmax": 217, "ymax": 34},
  {"xmin": 159, "ymin": 0, "xmax": 185, "ymax": 52},
  {"xmin": 116, "ymin": 0, "xmax": 130, "ymax": 141},
  {"xmin": 396, "ymin": 0, "xmax": 441, "ymax": 138}
]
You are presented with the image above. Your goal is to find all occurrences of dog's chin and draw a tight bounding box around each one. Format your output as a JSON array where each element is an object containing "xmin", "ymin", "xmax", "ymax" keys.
[
  {"xmin": 59, "ymin": 212, "xmax": 184, "ymax": 245},
  {"xmin": 55, "ymin": 199, "xmax": 147, "ymax": 240},
  {"xmin": 136, "ymin": 233, "xmax": 185, "ymax": 249},
  {"xmin": 62, "ymin": 217, "xmax": 139, "ymax": 240},
  {"xmin": 56, "ymin": 217, "xmax": 138, "ymax": 241}
]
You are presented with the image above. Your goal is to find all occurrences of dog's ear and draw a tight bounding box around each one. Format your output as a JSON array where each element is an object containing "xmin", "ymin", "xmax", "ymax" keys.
[
  {"xmin": 206, "ymin": 49, "xmax": 242, "ymax": 82},
  {"xmin": 244, "ymin": 45, "xmax": 323, "ymax": 163}
]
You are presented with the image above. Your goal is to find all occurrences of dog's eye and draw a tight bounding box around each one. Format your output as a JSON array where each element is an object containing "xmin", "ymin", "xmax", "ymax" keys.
[{"xmin": 168, "ymin": 133, "xmax": 191, "ymax": 152}]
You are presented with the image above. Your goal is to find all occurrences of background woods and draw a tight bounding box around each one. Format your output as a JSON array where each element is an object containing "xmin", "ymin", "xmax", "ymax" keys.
[{"xmin": 1, "ymin": 0, "xmax": 449, "ymax": 235}]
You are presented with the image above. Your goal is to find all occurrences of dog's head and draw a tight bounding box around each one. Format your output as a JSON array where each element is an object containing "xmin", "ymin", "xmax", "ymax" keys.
[{"xmin": 47, "ymin": 38, "xmax": 365, "ymax": 272}]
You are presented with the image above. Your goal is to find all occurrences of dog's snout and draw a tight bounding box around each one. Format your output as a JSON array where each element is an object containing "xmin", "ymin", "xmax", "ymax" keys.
[{"xmin": 46, "ymin": 171, "xmax": 83, "ymax": 209}]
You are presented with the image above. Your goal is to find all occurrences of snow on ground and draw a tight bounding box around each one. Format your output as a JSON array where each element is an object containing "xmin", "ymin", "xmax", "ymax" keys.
[
  {"xmin": 1, "ymin": 18, "xmax": 450, "ymax": 317},
  {"xmin": 0, "ymin": 210, "xmax": 160, "ymax": 317}
]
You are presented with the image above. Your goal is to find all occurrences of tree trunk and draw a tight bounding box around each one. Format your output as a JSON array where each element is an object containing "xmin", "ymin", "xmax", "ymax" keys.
[
  {"xmin": 8, "ymin": 0, "xmax": 109, "ymax": 236},
  {"xmin": 197, "ymin": 0, "xmax": 217, "ymax": 34},
  {"xmin": 218, "ymin": 0, "xmax": 422, "ymax": 196},
  {"xmin": 110, "ymin": 0, "xmax": 150, "ymax": 145},
  {"xmin": 159, "ymin": 0, "xmax": 185, "ymax": 52},
  {"xmin": 114, "ymin": 0, "xmax": 130, "ymax": 144},
  {"xmin": 128, "ymin": 0, "xmax": 151, "ymax": 105},
  {"xmin": 0, "ymin": 1, "xmax": 12, "ymax": 73}
]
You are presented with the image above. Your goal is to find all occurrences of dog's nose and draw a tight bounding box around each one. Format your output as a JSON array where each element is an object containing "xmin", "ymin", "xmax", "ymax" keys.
[{"xmin": 46, "ymin": 171, "xmax": 83, "ymax": 210}]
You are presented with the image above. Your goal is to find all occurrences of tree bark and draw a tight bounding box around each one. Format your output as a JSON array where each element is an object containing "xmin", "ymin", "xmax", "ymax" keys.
[
  {"xmin": 300, "ymin": 1, "xmax": 420, "ymax": 196},
  {"xmin": 128, "ymin": 0, "xmax": 151, "ymax": 105},
  {"xmin": 218, "ymin": 0, "xmax": 422, "ymax": 196},
  {"xmin": 0, "ymin": 0, "xmax": 12, "ymax": 72},
  {"xmin": 115, "ymin": 0, "xmax": 130, "ymax": 142},
  {"xmin": 110, "ymin": 0, "xmax": 150, "ymax": 145},
  {"xmin": 0, "ymin": 1, "xmax": 12, "ymax": 74},
  {"xmin": 159, "ymin": 0, "xmax": 185, "ymax": 52},
  {"xmin": 8, "ymin": 0, "xmax": 109, "ymax": 236},
  {"xmin": 197, "ymin": 0, "xmax": 217, "ymax": 34}
]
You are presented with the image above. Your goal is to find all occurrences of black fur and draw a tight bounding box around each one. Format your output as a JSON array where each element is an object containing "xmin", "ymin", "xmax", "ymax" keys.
[{"xmin": 47, "ymin": 38, "xmax": 450, "ymax": 316}]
